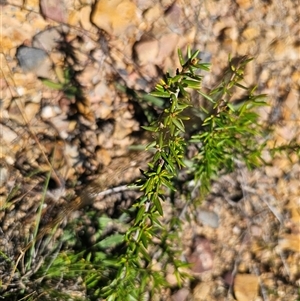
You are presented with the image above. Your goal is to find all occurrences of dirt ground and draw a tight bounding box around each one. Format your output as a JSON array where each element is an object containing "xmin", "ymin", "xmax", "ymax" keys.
[{"xmin": 0, "ymin": 0, "xmax": 299, "ymax": 300}]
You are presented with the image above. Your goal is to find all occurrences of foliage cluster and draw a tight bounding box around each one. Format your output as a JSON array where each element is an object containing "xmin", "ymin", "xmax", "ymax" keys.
[
  {"xmin": 97, "ymin": 49, "xmax": 267, "ymax": 300},
  {"xmin": 4, "ymin": 48, "xmax": 280, "ymax": 301}
]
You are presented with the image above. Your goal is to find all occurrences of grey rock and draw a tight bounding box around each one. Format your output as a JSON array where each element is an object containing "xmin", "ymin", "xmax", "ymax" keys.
[
  {"xmin": 16, "ymin": 46, "xmax": 53, "ymax": 78},
  {"xmin": 197, "ymin": 210, "xmax": 219, "ymax": 228},
  {"xmin": 16, "ymin": 46, "xmax": 48, "ymax": 72}
]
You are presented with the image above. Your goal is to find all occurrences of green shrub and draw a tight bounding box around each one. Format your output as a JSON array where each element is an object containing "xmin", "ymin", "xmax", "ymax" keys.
[
  {"xmin": 9, "ymin": 48, "xmax": 280, "ymax": 300},
  {"xmin": 95, "ymin": 48, "xmax": 268, "ymax": 300}
]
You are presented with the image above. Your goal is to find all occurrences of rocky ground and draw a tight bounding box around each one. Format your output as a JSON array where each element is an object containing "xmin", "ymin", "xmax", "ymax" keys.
[{"xmin": 0, "ymin": 0, "xmax": 299, "ymax": 300}]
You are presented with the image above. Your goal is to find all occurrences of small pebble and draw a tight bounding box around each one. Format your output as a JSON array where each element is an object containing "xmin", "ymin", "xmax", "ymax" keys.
[
  {"xmin": 197, "ymin": 210, "xmax": 219, "ymax": 228},
  {"xmin": 41, "ymin": 105, "xmax": 61, "ymax": 119},
  {"xmin": 16, "ymin": 46, "xmax": 48, "ymax": 72}
]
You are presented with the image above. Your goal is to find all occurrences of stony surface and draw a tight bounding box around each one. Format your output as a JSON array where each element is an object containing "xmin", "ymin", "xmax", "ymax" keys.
[{"xmin": 0, "ymin": 0, "xmax": 299, "ymax": 300}]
